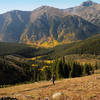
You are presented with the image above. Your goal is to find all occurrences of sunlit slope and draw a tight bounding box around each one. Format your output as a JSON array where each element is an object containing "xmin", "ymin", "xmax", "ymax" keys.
[{"xmin": 0, "ymin": 74, "xmax": 100, "ymax": 100}]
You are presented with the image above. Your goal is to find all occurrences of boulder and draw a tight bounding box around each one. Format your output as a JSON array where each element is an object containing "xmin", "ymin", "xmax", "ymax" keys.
[{"xmin": 52, "ymin": 92, "xmax": 64, "ymax": 100}]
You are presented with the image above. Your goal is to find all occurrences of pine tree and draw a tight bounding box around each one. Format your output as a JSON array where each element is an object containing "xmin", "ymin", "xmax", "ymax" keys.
[
  {"xmin": 61, "ymin": 56, "xmax": 67, "ymax": 78},
  {"xmin": 82, "ymin": 64, "xmax": 87, "ymax": 76},
  {"xmin": 69, "ymin": 61, "xmax": 74, "ymax": 78},
  {"xmin": 56, "ymin": 59, "xmax": 63, "ymax": 79},
  {"xmin": 64, "ymin": 63, "xmax": 70, "ymax": 78},
  {"xmin": 82, "ymin": 64, "xmax": 91, "ymax": 76}
]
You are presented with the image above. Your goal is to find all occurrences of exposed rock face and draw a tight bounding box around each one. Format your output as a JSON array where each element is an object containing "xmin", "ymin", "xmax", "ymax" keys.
[{"xmin": 81, "ymin": 0, "xmax": 97, "ymax": 7}]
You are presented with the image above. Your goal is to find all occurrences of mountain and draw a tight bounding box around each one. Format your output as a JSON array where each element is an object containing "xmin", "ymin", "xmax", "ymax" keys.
[
  {"xmin": 20, "ymin": 14, "xmax": 100, "ymax": 47},
  {"xmin": 81, "ymin": 0, "xmax": 97, "ymax": 7},
  {"xmin": 0, "ymin": 1, "xmax": 100, "ymax": 47},
  {"xmin": 64, "ymin": 0, "xmax": 100, "ymax": 27},
  {"xmin": 20, "ymin": 6, "xmax": 67, "ymax": 47},
  {"xmin": 0, "ymin": 10, "xmax": 31, "ymax": 42}
]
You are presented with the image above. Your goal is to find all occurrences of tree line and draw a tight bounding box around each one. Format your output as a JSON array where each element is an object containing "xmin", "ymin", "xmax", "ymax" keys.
[
  {"xmin": 31, "ymin": 57, "xmax": 99, "ymax": 81},
  {"xmin": 0, "ymin": 56, "xmax": 100, "ymax": 86}
]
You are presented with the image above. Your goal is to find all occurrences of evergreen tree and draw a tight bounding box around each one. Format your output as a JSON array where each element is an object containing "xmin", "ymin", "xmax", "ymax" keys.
[
  {"xmin": 82, "ymin": 64, "xmax": 92, "ymax": 76},
  {"xmin": 61, "ymin": 56, "xmax": 67, "ymax": 78},
  {"xmin": 56, "ymin": 59, "xmax": 63, "ymax": 79},
  {"xmin": 64, "ymin": 63, "xmax": 70, "ymax": 78}
]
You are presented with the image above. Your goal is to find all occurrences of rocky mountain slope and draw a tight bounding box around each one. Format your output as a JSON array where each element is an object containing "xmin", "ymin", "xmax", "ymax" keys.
[
  {"xmin": 0, "ymin": 1, "xmax": 100, "ymax": 47},
  {"xmin": 0, "ymin": 11, "xmax": 31, "ymax": 42},
  {"xmin": 20, "ymin": 14, "xmax": 100, "ymax": 47},
  {"xmin": 64, "ymin": 0, "xmax": 100, "ymax": 27}
]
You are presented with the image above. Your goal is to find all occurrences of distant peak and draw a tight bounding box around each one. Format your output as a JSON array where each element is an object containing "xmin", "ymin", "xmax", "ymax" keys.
[
  {"xmin": 81, "ymin": 0, "xmax": 97, "ymax": 7},
  {"xmin": 39, "ymin": 6, "xmax": 51, "ymax": 9},
  {"xmin": 35, "ymin": 6, "xmax": 53, "ymax": 10},
  {"xmin": 33, "ymin": 6, "xmax": 59, "ymax": 13}
]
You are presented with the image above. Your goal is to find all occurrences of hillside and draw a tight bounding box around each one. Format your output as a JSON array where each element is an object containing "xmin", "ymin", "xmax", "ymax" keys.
[
  {"xmin": 34, "ymin": 34, "xmax": 100, "ymax": 59},
  {"xmin": 44, "ymin": 34, "xmax": 100, "ymax": 58},
  {"xmin": 0, "ymin": 56, "xmax": 34, "ymax": 85},
  {"xmin": 0, "ymin": 73, "xmax": 100, "ymax": 100},
  {"xmin": 64, "ymin": 34, "xmax": 100, "ymax": 55},
  {"xmin": 0, "ymin": 42, "xmax": 53, "ymax": 58},
  {"xmin": 1, "ymin": 33, "xmax": 100, "ymax": 59},
  {"xmin": 0, "ymin": 42, "xmax": 36, "ymax": 56}
]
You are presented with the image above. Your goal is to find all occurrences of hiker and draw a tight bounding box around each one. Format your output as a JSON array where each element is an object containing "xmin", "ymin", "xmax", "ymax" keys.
[{"xmin": 51, "ymin": 73, "xmax": 56, "ymax": 85}]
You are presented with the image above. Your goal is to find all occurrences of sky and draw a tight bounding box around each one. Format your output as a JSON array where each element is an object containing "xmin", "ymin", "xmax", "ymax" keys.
[{"xmin": 0, "ymin": 0, "xmax": 100, "ymax": 14}]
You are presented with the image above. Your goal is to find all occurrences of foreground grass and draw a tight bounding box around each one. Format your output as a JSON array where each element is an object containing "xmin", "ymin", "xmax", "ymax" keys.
[{"xmin": 0, "ymin": 74, "xmax": 100, "ymax": 100}]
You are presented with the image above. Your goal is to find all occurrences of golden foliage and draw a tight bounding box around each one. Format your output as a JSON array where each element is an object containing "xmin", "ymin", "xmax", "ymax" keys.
[
  {"xmin": 40, "ymin": 65, "xmax": 49, "ymax": 71},
  {"xmin": 32, "ymin": 64, "xmax": 38, "ymax": 67},
  {"xmin": 41, "ymin": 39, "xmax": 59, "ymax": 48},
  {"xmin": 44, "ymin": 60, "xmax": 54, "ymax": 64},
  {"xmin": 36, "ymin": 56, "xmax": 41, "ymax": 59},
  {"xmin": 31, "ymin": 58, "xmax": 36, "ymax": 60}
]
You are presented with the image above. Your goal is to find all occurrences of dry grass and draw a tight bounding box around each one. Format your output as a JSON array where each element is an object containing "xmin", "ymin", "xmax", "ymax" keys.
[{"xmin": 0, "ymin": 74, "xmax": 100, "ymax": 100}]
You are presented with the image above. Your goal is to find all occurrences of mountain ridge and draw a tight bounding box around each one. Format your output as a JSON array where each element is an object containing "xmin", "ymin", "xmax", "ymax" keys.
[
  {"xmin": 81, "ymin": 0, "xmax": 97, "ymax": 7},
  {"xmin": 64, "ymin": 0, "xmax": 100, "ymax": 26},
  {"xmin": 0, "ymin": 1, "xmax": 100, "ymax": 47}
]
